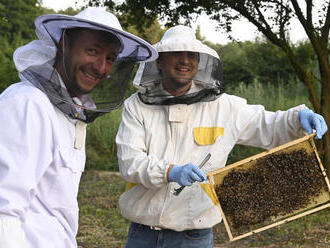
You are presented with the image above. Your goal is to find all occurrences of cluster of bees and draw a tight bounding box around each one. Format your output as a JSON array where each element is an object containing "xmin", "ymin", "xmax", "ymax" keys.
[{"xmin": 215, "ymin": 149, "xmax": 327, "ymax": 229}]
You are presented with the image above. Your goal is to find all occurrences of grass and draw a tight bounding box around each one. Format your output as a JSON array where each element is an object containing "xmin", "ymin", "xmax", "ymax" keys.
[
  {"xmin": 77, "ymin": 171, "xmax": 128, "ymax": 248},
  {"xmin": 77, "ymin": 170, "xmax": 330, "ymax": 248}
]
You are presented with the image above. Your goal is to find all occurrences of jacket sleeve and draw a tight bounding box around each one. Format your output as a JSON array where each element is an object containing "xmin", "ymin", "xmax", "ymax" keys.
[
  {"xmin": 0, "ymin": 89, "xmax": 54, "ymax": 222},
  {"xmin": 116, "ymin": 100, "xmax": 170, "ymax": 189},
  {"xmin": 230, "ymin": 96, "xmax": 307, "ymax": 149}
]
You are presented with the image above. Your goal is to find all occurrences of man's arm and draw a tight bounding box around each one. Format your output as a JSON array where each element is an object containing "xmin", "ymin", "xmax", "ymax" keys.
[
  {"xmin": 0, "ymin": 87, "xmax": 54, "ymax": 246},
  {"xmin": 116, "ymin": 100, "xmax": 172, "ymax": 189}
]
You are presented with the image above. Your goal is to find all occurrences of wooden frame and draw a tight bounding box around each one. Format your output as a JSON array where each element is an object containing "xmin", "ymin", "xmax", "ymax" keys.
[{"xmin": 207, "ymin": 133, "xmax": 330, "ymax": 242}]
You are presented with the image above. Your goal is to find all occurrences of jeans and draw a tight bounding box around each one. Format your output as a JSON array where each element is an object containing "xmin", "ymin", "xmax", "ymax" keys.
[{"xmin": 125, "ymin": 222, "xmax": 214, "ymax": 248}]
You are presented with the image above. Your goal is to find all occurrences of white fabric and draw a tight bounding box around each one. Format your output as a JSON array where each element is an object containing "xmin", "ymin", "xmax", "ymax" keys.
[
  {"xmin": 116, "ymin": 92, "xmax": 307, "ymax": 231},
  {"xmin": 0, "ymin": 217, "xmax": 28, "ymax": 248},
  {"xmin": 0, "ymin": 81, "xmax": 87, "ymax": 247}
]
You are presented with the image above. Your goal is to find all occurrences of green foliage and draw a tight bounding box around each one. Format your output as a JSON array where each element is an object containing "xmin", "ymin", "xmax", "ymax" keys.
[
  {"xmin": 216, "ymin": 42, "xmax": 254, "ymax": 86},
  {"xmin": 243, "ymin": 40, "xmax": 296, "ymax": 85},
  {"xmin": 0, "ymin": 0, "xmax": 43, "ymax": 91},
  {"xmin": 0, "ymin": 0, "xmax": 41, "ymax": 43},
  {"xmin": 211, "ymin": 40, "xmax": 307, "ymax": 88},
  {"xmin": 0, "ymin": 39, "xmax": 19, "ymax": 91}
]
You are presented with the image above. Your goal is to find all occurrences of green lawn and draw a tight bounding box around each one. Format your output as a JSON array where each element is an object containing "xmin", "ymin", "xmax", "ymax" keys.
[{"xmin": 77, "ymin": 170, "xmax": 330, "ymax": 248}]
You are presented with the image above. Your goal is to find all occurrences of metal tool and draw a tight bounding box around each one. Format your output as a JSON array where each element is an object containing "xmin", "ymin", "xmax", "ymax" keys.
[{"xmin": 173, "ymin": 153, "xmax": 211, "ymax": 196}]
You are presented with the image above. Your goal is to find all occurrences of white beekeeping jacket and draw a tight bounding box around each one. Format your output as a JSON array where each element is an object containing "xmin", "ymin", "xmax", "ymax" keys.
[
  {"xmin": 116, "ymin": 92, "xmax": 307, "ymax": 231},
  {"xmin": 0, "ymin": 81, "xmax": 87, "ymax": 247}
]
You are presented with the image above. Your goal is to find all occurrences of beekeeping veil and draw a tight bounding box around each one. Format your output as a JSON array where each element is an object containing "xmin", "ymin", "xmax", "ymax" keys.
[
  {"xmin": 133, "ymin": 25, "xmax": 224, "ymax": 105},
  {"xmin": 13, "ymin": 7, "xmax": 158, "ymax": 123}
]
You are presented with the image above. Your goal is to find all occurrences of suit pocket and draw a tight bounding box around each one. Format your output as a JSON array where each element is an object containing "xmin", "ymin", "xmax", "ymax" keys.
[
  {"xmin": 47, "ymin": 146, "xmax": 85, "ymax": 209},
  {"xmin": 193, "ymin": 127, "xmax": 224, "ymax": 145}
]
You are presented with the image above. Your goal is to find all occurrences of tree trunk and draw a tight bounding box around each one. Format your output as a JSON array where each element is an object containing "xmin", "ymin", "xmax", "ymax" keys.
[{"xmin": 319, "ymin": 51, "xmax": 330, "ymax": 177}]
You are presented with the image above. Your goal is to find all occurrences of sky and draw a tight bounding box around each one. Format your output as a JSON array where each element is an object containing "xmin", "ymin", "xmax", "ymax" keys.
[{"xmin": 41, "ymin": 0, "xmax": 310, "ymax": 44}]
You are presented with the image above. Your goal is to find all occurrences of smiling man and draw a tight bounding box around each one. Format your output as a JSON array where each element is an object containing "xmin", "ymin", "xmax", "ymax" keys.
[
  {"xmin": 0, "ymin": 7, "xmax": 157, "ymax": 248},
  {"xmin": 116, "ymin": 25, "xmax": 327, "ymax": 248}
]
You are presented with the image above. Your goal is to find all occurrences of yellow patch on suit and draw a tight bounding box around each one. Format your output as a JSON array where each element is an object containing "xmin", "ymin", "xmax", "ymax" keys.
[{"xmin": 193, "ymin": 127, "xmax": 224, "ymax": 145}]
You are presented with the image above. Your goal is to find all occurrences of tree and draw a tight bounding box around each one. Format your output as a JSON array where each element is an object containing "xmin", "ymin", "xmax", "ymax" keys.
[
  {"xmin": 88, "ymin": 0, "xmax": 330, "ymax": 175},
  {"xmin": 0, "ymin": 0, "xmax": 43, "ymax": 90}
]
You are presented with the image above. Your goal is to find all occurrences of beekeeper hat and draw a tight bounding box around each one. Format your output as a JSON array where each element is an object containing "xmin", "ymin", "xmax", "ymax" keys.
[
  {"xmin": 35, "ymin": 7, "xmax": 157, "ymax": 62},
  {"xmin": 153, "ymin": 25, "xmax": 219, "ymax": 58}
]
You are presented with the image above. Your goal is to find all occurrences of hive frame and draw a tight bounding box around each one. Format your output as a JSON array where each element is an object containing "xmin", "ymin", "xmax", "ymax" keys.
[{"xmin": 207, "ymin": 133, "xmax": 330, "ymax": 242}]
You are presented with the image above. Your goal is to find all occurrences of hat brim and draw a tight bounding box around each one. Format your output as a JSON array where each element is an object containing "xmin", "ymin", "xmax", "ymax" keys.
[{"xmin": 35, "ymin": 14, "xmax": 158, "ymax": 62}]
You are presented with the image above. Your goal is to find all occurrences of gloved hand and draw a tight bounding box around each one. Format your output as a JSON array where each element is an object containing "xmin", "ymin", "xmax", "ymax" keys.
[
  {"xmin": 168, "ymin": 163, "xmax": 207, "ymax": 186},
  {"xmin": 298, "ymin": 109, "xmax": 328, "ymax": 139}
]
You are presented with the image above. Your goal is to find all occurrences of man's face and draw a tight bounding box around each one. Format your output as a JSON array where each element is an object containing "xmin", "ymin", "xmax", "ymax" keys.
[
  {"xmin": 157, "ymin": 51, "xmax": 199, "ymax": 96},
  {"xmin": 57, "ymin": 29, "xmax": 121, "ymax": 97}
]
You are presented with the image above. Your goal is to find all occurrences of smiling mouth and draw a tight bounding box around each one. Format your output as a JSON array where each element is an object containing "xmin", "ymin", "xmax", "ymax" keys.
[
  {"xmin": 175, "ymin": 68, "xmax": 193, "ymax": 78},
  {"xmin": 175, "ymin": 66, "xmax": 191, "ymax": 73},
  {"xmin": 83, "ymin": 71, "xmax": 103, "ymax": 85},
  {"xmin": 85, "ymin": 72, "xmax": 98, "ymax": 80}
]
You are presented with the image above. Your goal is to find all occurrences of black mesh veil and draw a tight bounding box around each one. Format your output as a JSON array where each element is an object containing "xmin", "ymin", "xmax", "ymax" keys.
[
  {"xmin": 134, "ymin": 53, "xmax": 225, "ymax": 105},
  {"xmin": 21, "ymin": 59, "xmax": 136, "ymax": 123}
]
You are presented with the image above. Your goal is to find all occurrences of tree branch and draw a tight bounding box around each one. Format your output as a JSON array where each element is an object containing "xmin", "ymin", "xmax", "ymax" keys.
[
  {"xmin": 306, "ymin": 0, "xmax": 313, "ymax": 24},
  {"xmin": 321, "ymin": 1, "xmax": 330, "ymax": 42},
  {"xmin": 291, "ymin": 0, "xmax": 316, "ymax": 41}
]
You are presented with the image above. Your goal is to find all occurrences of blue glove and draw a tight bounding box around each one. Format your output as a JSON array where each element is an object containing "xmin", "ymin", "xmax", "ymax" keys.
[
  {"xmin": 168, "ymin": 163, "xmax": 207, "ymax": 186},
  {"xmin": 298, "ymin": 109, "xmax": 328, "ymax": 139}
]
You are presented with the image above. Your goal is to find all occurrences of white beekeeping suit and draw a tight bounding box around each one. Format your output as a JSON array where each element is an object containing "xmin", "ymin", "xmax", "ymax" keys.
[
  {"xmin": 116, "ymin": 25, "xmax": 307, "ymax": 232},
  {"xmin": 0, "ymin": 7, "xmax": 157, "ymax": 248}
]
